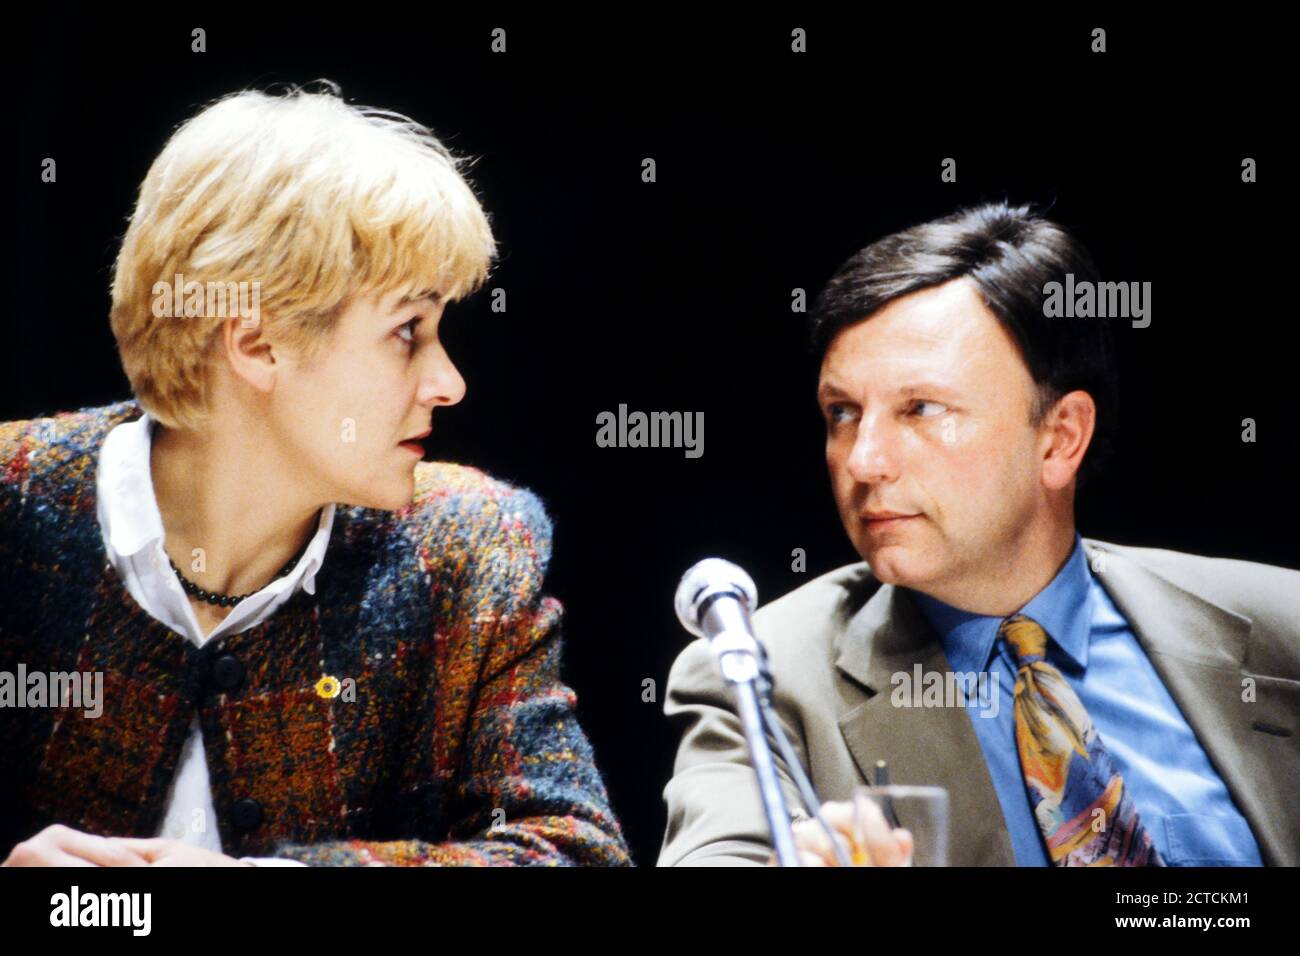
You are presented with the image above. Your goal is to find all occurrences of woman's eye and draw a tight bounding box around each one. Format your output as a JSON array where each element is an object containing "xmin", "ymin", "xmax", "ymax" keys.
[
  {"xmin": 397, "ymin": 318, "xmax": 420, "ymax": 345},
  {"xmin": 912, "ymin": 400, "xmax": 946, "ymax": 417}
]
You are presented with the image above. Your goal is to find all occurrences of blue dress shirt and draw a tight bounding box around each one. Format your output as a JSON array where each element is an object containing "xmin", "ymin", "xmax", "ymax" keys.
[{"xmin": 907, "ymin": 533, "xmax": 1263, "ymax": 866}]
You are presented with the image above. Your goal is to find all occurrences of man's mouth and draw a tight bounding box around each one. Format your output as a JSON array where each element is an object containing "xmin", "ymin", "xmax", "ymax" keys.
[{"xmin": 860, "ymin": 510, "xmax": 920, "ymax": 528}]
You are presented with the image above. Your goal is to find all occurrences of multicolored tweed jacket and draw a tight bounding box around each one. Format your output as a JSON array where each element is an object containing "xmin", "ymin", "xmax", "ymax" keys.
[{"xmin": 0, "ymin": 399, "xmax": 632, "ymax": 866}]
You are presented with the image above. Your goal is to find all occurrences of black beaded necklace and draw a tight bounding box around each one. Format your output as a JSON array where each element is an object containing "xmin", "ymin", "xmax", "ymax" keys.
[{"xmin": 167, "ymin": 510, "xmax": 321, "ymax": 608}]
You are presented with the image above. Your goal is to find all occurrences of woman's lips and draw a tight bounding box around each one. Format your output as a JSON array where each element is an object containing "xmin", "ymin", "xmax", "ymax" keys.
[{"xmin": 399, "ymin": 440, "xmax": 425, "ymax": 456}]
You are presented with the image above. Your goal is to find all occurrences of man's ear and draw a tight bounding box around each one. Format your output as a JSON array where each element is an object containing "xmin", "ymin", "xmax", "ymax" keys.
[
  {"xmin": 221, "ymin": 315, "xmax": 279, "ymax": 395},
  {"xmin": 1040, "ymin": 390, "xmax": 1096, "ymax": 491}
]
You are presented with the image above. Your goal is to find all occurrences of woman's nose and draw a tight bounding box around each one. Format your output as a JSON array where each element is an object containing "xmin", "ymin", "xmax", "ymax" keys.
[{"xmin": 418, "ymin": 352, "xmax": 466, "ymax": 407}]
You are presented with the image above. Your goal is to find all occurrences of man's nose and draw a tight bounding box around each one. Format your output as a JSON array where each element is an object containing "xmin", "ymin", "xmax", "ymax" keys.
[
  {"xmin": 846, "ymin": 415, "xmax": 900, "ymax": 485},
  {"xmin": 416, "ymin": 349, "xmax": 466, "ymax": 408}
]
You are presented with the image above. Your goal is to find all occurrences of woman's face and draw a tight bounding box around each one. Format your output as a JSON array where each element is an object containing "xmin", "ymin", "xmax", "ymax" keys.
[{"xmin": 269, "ymin": 288, "xmax": 465, "ymax": 511}]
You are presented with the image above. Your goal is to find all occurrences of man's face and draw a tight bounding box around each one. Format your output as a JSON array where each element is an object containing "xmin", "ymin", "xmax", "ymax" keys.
[
  {"xmin": 817, "ymin": 277, "xmax": 1048, "ymax": 596},
  {"xmin": 269, "ymin": 287, "xmax": 465, "ymax": 511}
]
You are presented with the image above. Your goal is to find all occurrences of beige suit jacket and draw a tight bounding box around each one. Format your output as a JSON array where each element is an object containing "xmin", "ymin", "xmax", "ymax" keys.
[{"xmin": 659, "ymin": 538, "xmax": 1299, "ymax": 866}]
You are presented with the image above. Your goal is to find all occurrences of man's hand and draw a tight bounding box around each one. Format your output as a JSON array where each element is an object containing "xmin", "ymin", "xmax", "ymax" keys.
[
  {"xmin": 107, "ymin": 837, "xmax": 253, "ymax": 866},
  {"xmin": 3, "ymin": 824, "xmax": 152, "ymax": 867},
  {"xmin": 769, "ymin": 798, "xmax": 915, "ymax": 867}
]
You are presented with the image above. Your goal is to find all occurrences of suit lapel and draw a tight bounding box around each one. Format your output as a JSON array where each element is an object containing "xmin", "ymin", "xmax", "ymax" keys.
[
  {"xmin": 833, "ymin": 583, "xmax": 1016, "ymax": 866},
  {"xmin": 1083, "ymin": 540, "xmax": 1298, "ymax": 866}
]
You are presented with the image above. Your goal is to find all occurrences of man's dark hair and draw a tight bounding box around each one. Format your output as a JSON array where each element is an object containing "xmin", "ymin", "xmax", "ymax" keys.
[{"xmin": 809, "ymin": 200, "xmax": 1120, "ymax": 491}]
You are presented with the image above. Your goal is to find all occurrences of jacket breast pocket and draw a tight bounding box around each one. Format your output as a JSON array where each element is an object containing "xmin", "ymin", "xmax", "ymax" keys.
[{"xmin": 1161, "ymin": 813, "xmax": 1263, "ymax": 866}]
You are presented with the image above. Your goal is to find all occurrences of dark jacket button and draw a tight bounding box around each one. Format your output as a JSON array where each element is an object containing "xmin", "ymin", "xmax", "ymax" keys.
[
  {"xmin": 211, "ymin": 653, "xmax": 244, "ymax": 692},
  {"xmin": 231, "ymin": 797, "xmax": 263, "ymax": 832}
]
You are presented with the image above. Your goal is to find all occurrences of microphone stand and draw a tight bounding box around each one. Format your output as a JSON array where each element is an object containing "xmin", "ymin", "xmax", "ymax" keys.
[
  {"xmin": 752, "ymin": 644, "xmax": 853, "ymax": 867},
  {"xmin": 708, "ymin": 626, "xmax": 801, "ymax": 867},
  {"xmin": 679, "ymin": 559, "xmax": 849, "ymax": 867}
]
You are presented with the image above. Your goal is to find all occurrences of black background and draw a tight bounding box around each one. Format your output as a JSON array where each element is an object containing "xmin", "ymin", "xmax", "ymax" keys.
[{"xmin": 5, "ymin": 11, "xmax": 1293, "ymax": 867}]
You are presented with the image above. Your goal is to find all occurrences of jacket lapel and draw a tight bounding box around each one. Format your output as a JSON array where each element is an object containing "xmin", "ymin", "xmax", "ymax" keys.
[
  {"xmin": 833, "ymin": 583, "xmax": 1016, "ymax": 866},
  {"xmin": 1082, "ymin": 540, "xmax": 1298, "ymax": 866}
]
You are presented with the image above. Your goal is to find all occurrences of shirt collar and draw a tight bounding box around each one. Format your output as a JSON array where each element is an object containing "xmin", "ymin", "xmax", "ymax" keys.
[
  {"xmin": 907, "ymin": 532, "xmax": 1092, "ymax": 673},
  {"xmin": 96, "ymin": 409, "xmax": 335, "ymax": 596}
]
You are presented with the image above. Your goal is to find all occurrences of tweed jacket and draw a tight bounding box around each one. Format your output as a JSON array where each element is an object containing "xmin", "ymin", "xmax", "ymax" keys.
[{"xmin": 0, "ymin": 399, "xmax": 631, "ymax": 866}]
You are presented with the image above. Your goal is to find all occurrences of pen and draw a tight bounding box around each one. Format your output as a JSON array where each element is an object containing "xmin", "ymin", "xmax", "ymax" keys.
[{"xmin": 873, "ymin": 760, "xmax": 902, "ymax": 830}]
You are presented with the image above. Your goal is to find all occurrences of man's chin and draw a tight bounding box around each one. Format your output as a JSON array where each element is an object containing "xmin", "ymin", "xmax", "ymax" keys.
[{"xmin": 858, "ymin": 543, "xmax": 926, "ymax": 587}]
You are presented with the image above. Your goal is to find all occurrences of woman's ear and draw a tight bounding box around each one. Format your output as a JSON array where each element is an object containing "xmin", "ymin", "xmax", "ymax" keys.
[{"xmin": 221, "ymin": 315, "xmax": 280, "ymax": 395}]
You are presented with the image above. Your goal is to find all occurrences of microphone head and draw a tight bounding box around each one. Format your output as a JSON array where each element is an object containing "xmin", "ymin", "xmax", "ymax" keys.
[{"xmin": 674, "ymin": 558, "xmax": 759, "ymax": 638}]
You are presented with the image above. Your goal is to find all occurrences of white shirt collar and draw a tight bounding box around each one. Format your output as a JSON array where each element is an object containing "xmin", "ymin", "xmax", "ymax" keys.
[{"xmin": 96, "ymin": 410, "xmax": 335, "ymax": 596}]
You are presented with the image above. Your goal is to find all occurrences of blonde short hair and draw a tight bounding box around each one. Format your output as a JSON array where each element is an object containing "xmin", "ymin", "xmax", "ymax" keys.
[{"xmin": 110, "ymin": 81, "xmax": 497, "ymax": 430}]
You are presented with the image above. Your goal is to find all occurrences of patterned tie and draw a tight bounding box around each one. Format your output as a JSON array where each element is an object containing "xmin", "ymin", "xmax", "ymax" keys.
[{"xmin": 1000, "ymin": 614, "xmax": 1164, "ymax": 866}]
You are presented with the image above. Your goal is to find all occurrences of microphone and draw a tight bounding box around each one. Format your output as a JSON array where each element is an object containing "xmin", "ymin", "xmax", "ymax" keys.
[
  {"xmin": 673, "ymin": 558, "xmax": 800, "ymax": 864},
  {"xmin": 672, "ymin": 557, "xmax": 851, "ymax": 867},
  {"xmin": 674, "ymin": 559, "xmax": 762, "ymax": 684}
]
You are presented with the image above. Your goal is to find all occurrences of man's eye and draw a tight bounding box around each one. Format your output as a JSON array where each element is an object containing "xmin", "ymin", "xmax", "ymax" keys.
[
  {"xmin": 826, "ymin": 404, "xmax": 855, "ymax": 424},
  {"xmin": 911, "ymin": 400, "xmax": 946, "ymax": 417}
]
